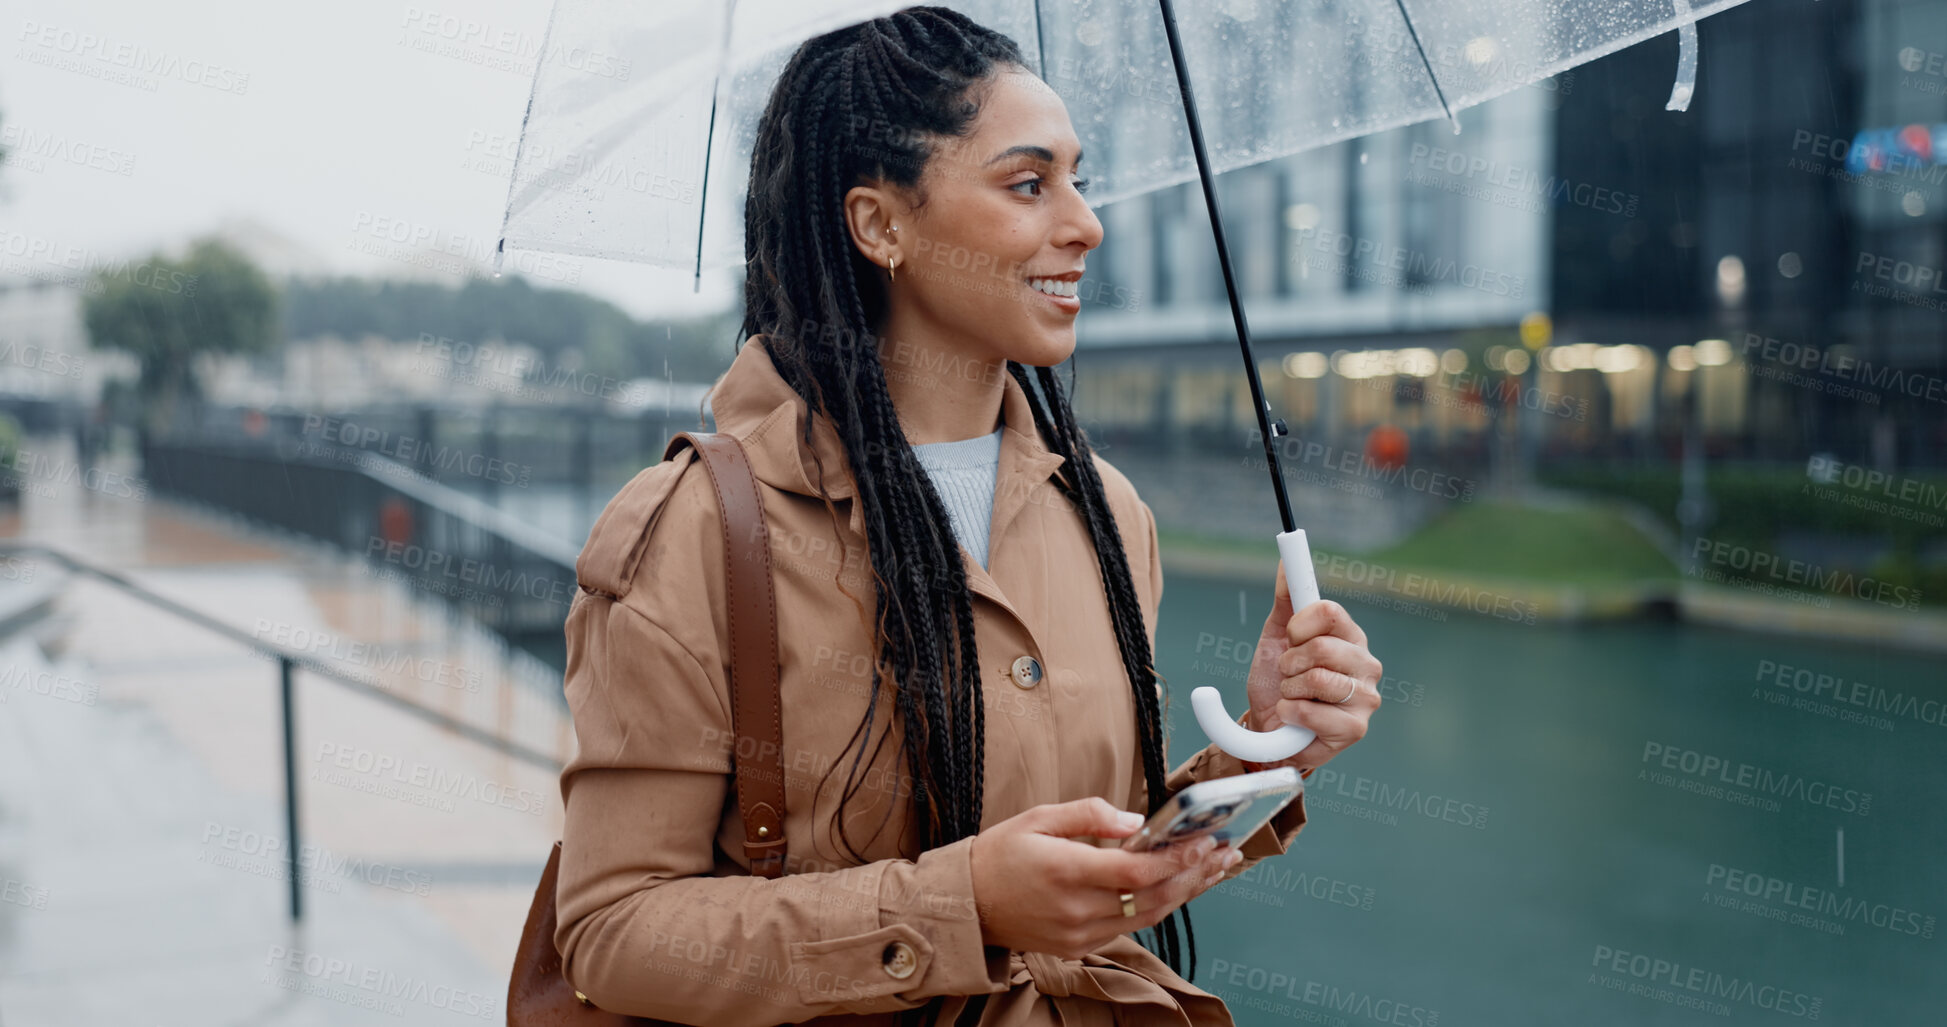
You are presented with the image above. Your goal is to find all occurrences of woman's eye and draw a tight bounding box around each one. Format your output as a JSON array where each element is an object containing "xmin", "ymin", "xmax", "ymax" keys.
[{"xmin": 1008, "ymin": 176, "xmax": 1090, "ymax": 197}]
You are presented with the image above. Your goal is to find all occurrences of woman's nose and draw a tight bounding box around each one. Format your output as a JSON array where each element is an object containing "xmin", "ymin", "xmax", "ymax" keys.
[{"xmin": 1055, "ymin": 189, "xmax": 1104, "ymax": 251}]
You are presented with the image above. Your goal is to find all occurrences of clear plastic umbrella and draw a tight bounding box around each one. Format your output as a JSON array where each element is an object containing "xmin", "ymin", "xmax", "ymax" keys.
[
  {"xmin": 495, "ymin": 0, "xmax": 1753, "ymax": 758},
  {"xmin": 495, "ymin": 0, "xmax": 1750, "ymax": 275}
]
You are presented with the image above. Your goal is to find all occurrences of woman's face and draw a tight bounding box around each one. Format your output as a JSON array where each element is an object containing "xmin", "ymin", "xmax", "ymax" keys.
[{"xmin": 852, "ymin": 68, "xmax": 1104, "ymax": 369}]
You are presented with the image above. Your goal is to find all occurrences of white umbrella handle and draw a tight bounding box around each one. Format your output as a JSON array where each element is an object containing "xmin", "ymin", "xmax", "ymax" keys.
[{"xmin": 1190, "ymin": 529, "xmax": 1319, "ymax": 763}]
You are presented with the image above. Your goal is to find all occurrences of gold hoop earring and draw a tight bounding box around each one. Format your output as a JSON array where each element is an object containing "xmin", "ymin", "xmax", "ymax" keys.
[{"xmin": 889, "ymin": 256, "xmax": 898, "ymax": 282}]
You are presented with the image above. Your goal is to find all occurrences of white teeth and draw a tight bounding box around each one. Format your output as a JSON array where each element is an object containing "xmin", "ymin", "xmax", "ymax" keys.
[{"xmin": 1027, "ymin": 277, "xmax": 1078, "ymax": 298}]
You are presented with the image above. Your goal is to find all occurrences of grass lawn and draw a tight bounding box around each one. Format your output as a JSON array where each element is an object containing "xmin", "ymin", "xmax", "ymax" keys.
[
  {"xmin": 1362, "ymin": 502, "xmax": 1677, "ymax": 584},
  {"xmin": 1160, "ymin": 501, "xmax": 1678, "ymax": 587}
]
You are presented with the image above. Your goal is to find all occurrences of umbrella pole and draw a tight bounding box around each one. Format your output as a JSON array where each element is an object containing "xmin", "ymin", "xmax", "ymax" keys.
[
  {"xmin": 693, "ymin": 0, "xmax": 742, "ymax": 293},
  {"xmin": 1157, "ymin": 0, "xmax": 1319, "ymax": 765},
  {"xmin": 1153, "ymin": 0, "xmax": 1295, "ymax": 536},
  {"xmin": 693, "ymin": 91, "xmax": 721, "ymax": 294}
]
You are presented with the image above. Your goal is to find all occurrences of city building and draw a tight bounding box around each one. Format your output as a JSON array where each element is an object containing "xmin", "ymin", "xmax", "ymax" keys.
[{"xmin": 1071, "ymin": 0, "xmax": 1945, "ymax": 473}]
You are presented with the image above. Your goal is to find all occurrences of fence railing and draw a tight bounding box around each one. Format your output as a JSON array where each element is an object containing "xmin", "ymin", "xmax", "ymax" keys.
[
  {"xmin": 0, "ymin": 541, "xmax": 563, "ymax": 925},
  {"xmin": 141, "ymin": 434, "xmax": 589, "ymax": 653}
]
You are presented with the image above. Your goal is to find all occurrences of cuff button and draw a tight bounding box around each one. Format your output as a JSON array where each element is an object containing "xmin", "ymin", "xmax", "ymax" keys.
[{"xmin": 882, "ymin": 940, "xmax": 918, "ymax": 979}]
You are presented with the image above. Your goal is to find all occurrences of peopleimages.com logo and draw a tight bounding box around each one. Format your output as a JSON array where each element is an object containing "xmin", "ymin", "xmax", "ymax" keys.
[
  {"xmin": 1853, "ymin": 250, "xmax": 1947, "ymax": 312},
  {"xmin": 1705, "ymin": 863, "xmax": 1935, "ymax": 939},
  {"xmin": 1754, "ymin": 658, "xmax": 1947, "ymax": 730},
  {"xmin": 1589, "ymin": 944, "xmax": 1822, "ymax": 1019},
  {"xmin": 1640, "ymin": 742, "xmax": 1871, "ymax": 816},
  {"xmin": 1691, "ymin": 536, "xmax": 1923, "ymax": 610}
]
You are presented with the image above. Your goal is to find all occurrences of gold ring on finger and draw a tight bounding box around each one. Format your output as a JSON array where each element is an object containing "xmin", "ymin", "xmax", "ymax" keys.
[{"xmin": 1119, "ymin": 891, "xmax": 1137, "ymax": 918}]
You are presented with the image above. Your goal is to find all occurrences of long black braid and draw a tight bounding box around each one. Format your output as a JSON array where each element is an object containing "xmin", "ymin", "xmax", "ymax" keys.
[{"xmin": 739, "ymin": 9, "xmax": 1198, "ymax": 1019}]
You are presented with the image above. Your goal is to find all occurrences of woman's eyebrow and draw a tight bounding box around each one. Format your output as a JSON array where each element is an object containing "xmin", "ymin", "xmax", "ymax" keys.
[{"xmin": 984, "ymin": 144, "xmax": 1084, "ymax": 168}]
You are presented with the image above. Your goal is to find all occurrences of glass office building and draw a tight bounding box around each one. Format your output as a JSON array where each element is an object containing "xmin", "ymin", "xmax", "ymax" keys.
[{"xmin": 1072, "ymin": 0, "xmax": 1945, "ymax": 473}]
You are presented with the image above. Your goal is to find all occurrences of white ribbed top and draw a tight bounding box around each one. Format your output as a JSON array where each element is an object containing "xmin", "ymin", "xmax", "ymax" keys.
[{"xmin": 910, "ymin": 427, "xmax": 1004, "ymax": 571}]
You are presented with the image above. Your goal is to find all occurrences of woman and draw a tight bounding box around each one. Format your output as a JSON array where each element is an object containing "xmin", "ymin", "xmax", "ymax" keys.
[{"xmin": 553, "ymin": 8, "xmax": 1382, "ymax": 1026}]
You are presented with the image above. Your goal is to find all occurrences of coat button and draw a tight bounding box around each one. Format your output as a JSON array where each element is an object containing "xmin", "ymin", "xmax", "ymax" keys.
[
  {"xmin": 883, "ymin": 940, "xmax": 918, "ymax": 979},
  {"xmin": 1010, "ymin": 655, "xmax": 1043, "ymax": 689}
]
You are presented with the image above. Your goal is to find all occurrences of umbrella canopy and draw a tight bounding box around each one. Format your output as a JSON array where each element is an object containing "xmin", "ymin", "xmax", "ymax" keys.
[
  {"xmin": 494, "ymin": 0, "xmax": 1751, "ymax": 275},
  {"xmin": 493, "ymin": 0, "xmax": 1756, "ymax": 761}
]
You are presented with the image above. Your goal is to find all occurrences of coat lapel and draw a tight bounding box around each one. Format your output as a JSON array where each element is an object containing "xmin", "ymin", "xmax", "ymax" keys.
[{"xmin": 707, "ymin": 335, "xmax": 1075, "ymax": 621}]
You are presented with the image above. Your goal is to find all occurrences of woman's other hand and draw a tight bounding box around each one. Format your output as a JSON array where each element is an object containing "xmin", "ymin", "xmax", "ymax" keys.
[
  {"xmin": 969, "ymin": 797, "xmax": 1238, "ymax": 960},
  {"xmin": 1242, "ymin": 558, "xmax": 1382, "ymax": 774}
]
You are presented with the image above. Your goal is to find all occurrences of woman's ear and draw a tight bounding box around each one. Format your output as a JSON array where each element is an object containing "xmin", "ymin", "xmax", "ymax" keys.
[{"xmin": 842, "ymin": 185, "xmax": 903, "ymax": 272}]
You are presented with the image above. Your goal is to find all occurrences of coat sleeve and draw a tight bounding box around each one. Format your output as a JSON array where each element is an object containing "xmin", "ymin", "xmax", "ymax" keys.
[
  {"xmin": 1132, "ymin": 496, "xmax": 1308, "ymax": 883},
  {"xmin": 553, "ymin": 590, "xmax": 1012, "ymax": 1026}
]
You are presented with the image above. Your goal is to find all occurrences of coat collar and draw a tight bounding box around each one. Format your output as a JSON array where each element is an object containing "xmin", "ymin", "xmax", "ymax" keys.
[{"xmin": 706, "ymin": 335, "xmax": 1072, "ymax": 543}]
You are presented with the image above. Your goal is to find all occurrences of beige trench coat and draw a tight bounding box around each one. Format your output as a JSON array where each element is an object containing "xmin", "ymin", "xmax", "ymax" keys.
[{"xmin": 555, "ymin": 335, "xmax": 1308, "ymax": 1027}]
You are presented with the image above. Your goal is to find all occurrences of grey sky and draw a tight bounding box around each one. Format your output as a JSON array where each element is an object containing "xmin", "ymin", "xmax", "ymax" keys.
[{"xmin": 3, "ymin": 0, "xmax": 737, "ymax": 319}]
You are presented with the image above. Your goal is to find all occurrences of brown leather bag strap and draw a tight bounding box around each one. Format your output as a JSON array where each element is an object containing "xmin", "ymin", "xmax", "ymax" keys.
[{"xmin": 665, "ymin": 431, "xmax": 788, "ymax": 880}]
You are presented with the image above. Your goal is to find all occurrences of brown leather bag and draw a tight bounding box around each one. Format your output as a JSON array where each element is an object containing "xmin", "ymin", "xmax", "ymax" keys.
[{"xmin": 508, "ymin": 431, "xmax": 787, "ymax": 1025}]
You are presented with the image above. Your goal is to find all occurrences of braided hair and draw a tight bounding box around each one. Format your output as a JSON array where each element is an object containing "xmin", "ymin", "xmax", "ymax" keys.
[{"xmin": 740, "ymin": 6, "xmax": 1198, "ymax": 1009}]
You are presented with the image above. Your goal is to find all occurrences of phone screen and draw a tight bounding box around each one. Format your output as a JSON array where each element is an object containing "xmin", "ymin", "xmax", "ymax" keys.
[
  {"xmin": 1158, "ymin": 793, "xmax": 1277, "ymax": 847},
  {"xmin": 1122, "ymin": 769, "xmax": 1302, "ymax": 852}
]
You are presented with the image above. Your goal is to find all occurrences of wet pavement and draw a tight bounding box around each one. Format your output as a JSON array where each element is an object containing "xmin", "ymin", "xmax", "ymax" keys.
[{"xmin": 0, "ymin": 439, "xmax": 567, "ymax": 1026}]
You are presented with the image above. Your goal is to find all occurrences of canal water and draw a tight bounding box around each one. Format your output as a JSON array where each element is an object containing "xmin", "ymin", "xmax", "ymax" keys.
[
  {"xmin": 1157, "ymin": 572, "xmax": 1944, "ymax": 1026},
  {"xmin": 486, "ymin": 483, "xmax": 1940, "ymax": 1021}
]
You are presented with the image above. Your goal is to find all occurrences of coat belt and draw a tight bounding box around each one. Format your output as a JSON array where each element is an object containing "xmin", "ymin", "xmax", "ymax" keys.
[
  {"xmin": 1018, "ymin": 951, "xmax": 1078, "ymax": 997},
  {"xmin": 1003, "ymin": 945, "xmax": 1232, "ymax": 1026}
]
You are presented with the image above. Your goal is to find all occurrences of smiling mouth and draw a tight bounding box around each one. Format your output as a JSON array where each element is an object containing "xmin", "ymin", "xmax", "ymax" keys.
[{"xmin": 1026, "ymin": 276, "xmax": 1080, "ymax": 299}]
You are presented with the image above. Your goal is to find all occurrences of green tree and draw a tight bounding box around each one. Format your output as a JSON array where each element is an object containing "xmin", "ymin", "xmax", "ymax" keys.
[
  {"xmin": 279, "ymin": 274, "xmax": 739, "ymax": 385},
  {"xmin": 82, "ymin": 237, "xmax": 278, "ymax": 433}
]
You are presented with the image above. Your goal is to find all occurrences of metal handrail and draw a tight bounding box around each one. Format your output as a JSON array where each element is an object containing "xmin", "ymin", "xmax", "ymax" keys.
[
  {"xmin": 142, "ymin": 435, "xmax": 585, "ymax": 647},
  {"xmin": 0, "ymin": 540, "xmax": 564, "ymax": 922},
  {"xmin": 346, "ymin": 449, "xmax": 584, "ymax": 567}
]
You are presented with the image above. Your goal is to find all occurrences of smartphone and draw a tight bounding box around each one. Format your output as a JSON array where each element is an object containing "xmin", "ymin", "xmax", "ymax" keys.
[{"xmin": 1120, "ymin": 767, "xmax": 1303, "ymax": 853}]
